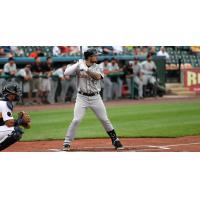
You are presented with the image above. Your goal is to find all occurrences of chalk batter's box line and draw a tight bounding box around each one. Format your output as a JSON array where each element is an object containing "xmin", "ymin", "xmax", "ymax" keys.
[{"xmin": 48, "ymin": 142, "xmax": 200, "ymax": 152}]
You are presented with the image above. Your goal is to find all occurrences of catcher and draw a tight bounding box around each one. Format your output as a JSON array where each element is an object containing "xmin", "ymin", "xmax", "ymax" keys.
[{"xmin": 0, "ymin": 82, "xmax": 31, "ymax": 151}]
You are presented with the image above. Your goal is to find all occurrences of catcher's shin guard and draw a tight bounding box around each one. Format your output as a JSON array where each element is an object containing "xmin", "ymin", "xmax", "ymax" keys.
[{"xmin": 0, "ymin": 127, "xmax": 23, "ymax": 151}]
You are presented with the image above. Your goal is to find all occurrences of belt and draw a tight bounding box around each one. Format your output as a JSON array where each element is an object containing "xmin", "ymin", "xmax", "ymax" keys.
[{"xmin": 78, "ymin": 91, "xmax": 99, "ymax": 96}]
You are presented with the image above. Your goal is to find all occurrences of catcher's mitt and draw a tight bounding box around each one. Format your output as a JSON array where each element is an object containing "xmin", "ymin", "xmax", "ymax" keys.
[{"xmin": 18, "ymin": 111, "xmax": 31, "ymax": 129}]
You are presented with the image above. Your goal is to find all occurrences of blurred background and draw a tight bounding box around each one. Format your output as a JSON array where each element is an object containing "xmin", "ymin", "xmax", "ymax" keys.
[{"xmin": 0, "ymin": 46, "xmax": 199, "ymax": 105}]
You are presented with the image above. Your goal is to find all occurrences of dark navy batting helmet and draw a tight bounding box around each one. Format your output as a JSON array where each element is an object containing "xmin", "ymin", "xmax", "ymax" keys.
[
  {"xmin": 2, "ymin": 82, "xmax": 22, "ymax": 101},
  {"xmin": 84, "ymin": 48, "xmax": 98, "ymax": 60}
]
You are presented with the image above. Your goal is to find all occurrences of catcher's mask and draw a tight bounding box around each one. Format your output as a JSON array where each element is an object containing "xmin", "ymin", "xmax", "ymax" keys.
[{"xmin": 2, "ymin": 83, "xmax": 22, "ymax": 102}]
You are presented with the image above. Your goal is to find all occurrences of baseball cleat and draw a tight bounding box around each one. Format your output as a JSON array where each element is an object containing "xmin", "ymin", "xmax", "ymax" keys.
[
  {"xmin": 63, "ymin": 144, "xmax": 71, "ymax": 151},
  {"xmin": 113, "ymin": 139, "xmax": 124, "ymax": 150}
]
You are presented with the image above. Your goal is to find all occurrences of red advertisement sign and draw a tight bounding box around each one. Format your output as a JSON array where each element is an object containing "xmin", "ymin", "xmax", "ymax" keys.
[{"xmin": 184, "ymin": 69, "xmax": 200, "ymax": 93}]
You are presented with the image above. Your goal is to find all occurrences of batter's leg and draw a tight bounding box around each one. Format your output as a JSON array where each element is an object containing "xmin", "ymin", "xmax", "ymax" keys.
[
  {"xmin": 63, "ymin": 96, "xmax": 87, "ymax": 146},
  {"xmin": 90, "ymin": 96, "xmax": 123, "ymax": 149}
]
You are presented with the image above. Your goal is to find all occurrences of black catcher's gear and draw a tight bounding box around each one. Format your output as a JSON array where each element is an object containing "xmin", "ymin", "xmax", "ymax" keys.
[{"xmin": 2, "ymin": 82, "xmax": 22, "ymax": 101}]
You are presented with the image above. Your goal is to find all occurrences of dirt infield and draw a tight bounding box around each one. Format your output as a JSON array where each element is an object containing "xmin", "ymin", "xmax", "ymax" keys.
[
  {"xmin": 3, "ymin": 95, "xmax": 199, "ymax": 152},
  {"xmin": 14, "ymin": 95, "xmax": 200, "ymax": 112},
  {"xmin": 4, "ymin": 135, "xmax": 200, "ymax": 152}
]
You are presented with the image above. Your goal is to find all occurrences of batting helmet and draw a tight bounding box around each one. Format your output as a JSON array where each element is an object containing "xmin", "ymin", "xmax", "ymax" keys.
[
  {"xmin": 2, "ymin": 82, "xmax": 22, "ymax": 101},
  {"xmin": 84, "ymin": 48, "xmax": 98, "ymax": 60}
]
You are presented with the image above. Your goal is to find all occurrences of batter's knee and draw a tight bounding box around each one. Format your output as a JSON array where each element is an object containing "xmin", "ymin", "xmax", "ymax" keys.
[{"xmin": 72, "ymin": 118, "xmax": 82, "ymax": 126}]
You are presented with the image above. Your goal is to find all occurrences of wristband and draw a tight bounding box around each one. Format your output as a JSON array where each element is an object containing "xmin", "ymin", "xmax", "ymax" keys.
[{"xmin": 14, "ymin": 118, "xmax": 24, "ymax": 126}]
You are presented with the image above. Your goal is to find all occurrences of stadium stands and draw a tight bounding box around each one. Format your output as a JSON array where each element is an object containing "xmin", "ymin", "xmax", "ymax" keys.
[
  {"xmin": 0, "ymin": 46, "xmax": 199, "ymax": 105},
  {"xmin": 0, "ymin": 46, "xmax": 198, "ymax": 68}
]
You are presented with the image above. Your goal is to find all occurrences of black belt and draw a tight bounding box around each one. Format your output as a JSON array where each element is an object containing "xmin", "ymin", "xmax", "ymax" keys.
[{"xmin": 78, "ymin": 91, "xmax": 99, "ymax": 96}]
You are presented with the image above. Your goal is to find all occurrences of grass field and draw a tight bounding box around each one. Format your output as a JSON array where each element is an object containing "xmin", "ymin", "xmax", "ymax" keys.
[{"xmin": 22, "ymin": 101, "xmax": 200, "ymax": 141}]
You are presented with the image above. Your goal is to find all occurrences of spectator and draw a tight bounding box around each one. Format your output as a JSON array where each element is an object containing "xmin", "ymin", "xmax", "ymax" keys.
[
  {"xmin": 30, "ymin": 57, "xmax": 43, "ymax": 104},
  {"xmin": 11, "ymin": 46, "xmax": 24, "ymax": 57},
  {"xmin": 49, "ymin": 65, "xmax": 67, "ymax": 104},
  {"xmin": 141, "ymin": 54, "xmax": 157, "ymax": 96},
  {"xmin": 157, "ymin": 46, "xmax": 170, "ymax": 59},
  {"xmin": 59, "ymin": 46, "xmax": 71, "ymax": 56},
  {"xmin": 16, "ymin": 64, "xmax": 32, "ymax": 104},
  {"xmin": 191, "ymin": 46, "xmax": 200, "ymax": 56},
  {"xmin": 2, "ymin": 46, "xmax": 11, "ymax": 53},
  {"xmin": 191, "ymin": 46, "xmax": 200, "ymax": 53},
  {"xmin": 123, "ymin": 61, "xmax": 134, "ymax": 95},
  {"xmin": 29, "ymin": 47, "xmax": 44, "ymax": 58},
  {"xmin": 40, "ymin": 57, "xmax": 53, "ymax": 104},
  {"xmin": 53, "ymin": 46, "xmax": 61, "ymax": 56},
  {"xmin": 112, "ymin": 46, "xmax": 123, "ymax": 54},
  {"xmin": 69, "ymin": 46, "xmax": 80, "ymax": 55},
  {"xmin": 101, "ymin": 46, "xmax": 114, "ymax": 54},
  {"xmin": 132, "ymin": 57, "xmax": 144, "ymax": 99},
  {"xmin": 0, "ymin": 47, "xmax": 6, "ymax": 57},
  {"xmin": 0, "ymin": 69, "xmax": 4, "ymax": 93},
  {"xmin": 109, "ymin": 58, "xmax": 123, "ymax": 99},
  {"xmin": 149, "ymin": 46, "xmax": 156, "ymax": 56},
  {"xmin": 99, "ymin": 59, "xmax": 113, "ymax": 101},
  {"xmin": 123, "ymin": 46, "xmax": 134, "ymax": 54},
  {"xmin": 133, "ymin": 47, "xmax": 140, "ymax": 55},
  {"xmin": 3, "ymin": 57, "xmax": 17, "ymax": 78},
  {"xmin": 82, "ymin": 46, "xmax": 89, "ymax": 53},
  {"xmin": 140, "ymin": 46, "xmax": 148, "ymax": 56},
  {"xmin": 59, "ymin": 62, "xmax": 77, "ymax": 103}
]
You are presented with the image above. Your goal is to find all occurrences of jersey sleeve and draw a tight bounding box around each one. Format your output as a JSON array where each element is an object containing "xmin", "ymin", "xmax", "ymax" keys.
[
  {"xmin": 1, "ymin": 103, "xmax": 13, "ymax": 121},
  {"xmin": 64, "ymin": 62, "xmax": 79, "ymax": 76}
]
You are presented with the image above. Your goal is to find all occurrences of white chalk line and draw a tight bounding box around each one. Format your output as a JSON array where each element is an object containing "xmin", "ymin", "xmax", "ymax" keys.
[
  {"xmin": 48, "ymin": 149, "xmax": 67, "ymax": 152},
  {"xmin": 48, "ymin": 142, "xmax": 200, "ymax": 152}
]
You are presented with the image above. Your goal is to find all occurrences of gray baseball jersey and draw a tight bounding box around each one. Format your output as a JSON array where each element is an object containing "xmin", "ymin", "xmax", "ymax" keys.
[
  {"xmin": 141, "ymin": 60, "xmax": 157, "ymax": 85},
  {"xmin": 141, "ymin": 60, "xmax": 157, "ymax": 75},
  {"xmin": 132, "ymin": 63, "xmax": 142, "ymax": 77},
  {"xmin": 76, "ymin": 63, "xmax": 104, "ymax": 93}
]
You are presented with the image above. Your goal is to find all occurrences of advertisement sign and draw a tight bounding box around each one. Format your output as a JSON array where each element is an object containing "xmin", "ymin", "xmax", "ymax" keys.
[{"xmin": 184, "ymin": 69, "xmax": 200, "ymax": 93}]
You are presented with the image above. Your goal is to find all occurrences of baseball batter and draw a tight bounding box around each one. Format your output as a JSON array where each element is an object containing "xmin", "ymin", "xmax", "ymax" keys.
[
  {"xmin": 63, "ymin": 49, "xmax": 123, "ymax": 151},
  {"xmin": 0, "ymin": 83, "xmax": 31, "ymax": 151}
]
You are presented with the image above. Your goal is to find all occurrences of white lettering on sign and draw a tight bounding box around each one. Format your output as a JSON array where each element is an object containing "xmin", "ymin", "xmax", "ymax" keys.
[
  {"xmin": 187, "ymin": 71, "xmax": 197, "ymax": 86},
  {"xmin": 198, "ymin": 73, "xmax": 200, "ymax": 84}
]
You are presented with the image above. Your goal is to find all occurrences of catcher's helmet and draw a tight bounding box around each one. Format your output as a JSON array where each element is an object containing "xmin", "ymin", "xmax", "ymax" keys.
[
  {"xmin": 84, "ymin": 48, "xmax": 98, "ymax": 60},
  {"xmin": 2, "ymin": 82, "xmax": 22, "ymax": 101}
]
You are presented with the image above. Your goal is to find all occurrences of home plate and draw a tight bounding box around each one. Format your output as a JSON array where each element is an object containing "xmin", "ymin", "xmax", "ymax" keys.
[
  {"xmin": 147, "ymin": 145, "xmax": 171, "ymax": 150},
  {"xmin": 49, "ymin": 148, "xmax": 65, "ymax": 152}
]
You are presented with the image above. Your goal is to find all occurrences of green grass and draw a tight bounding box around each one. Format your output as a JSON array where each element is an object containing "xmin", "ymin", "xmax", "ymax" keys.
[{"xmin": 22, "ymin": 101, "xmax": 200, "ymax": 141}]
